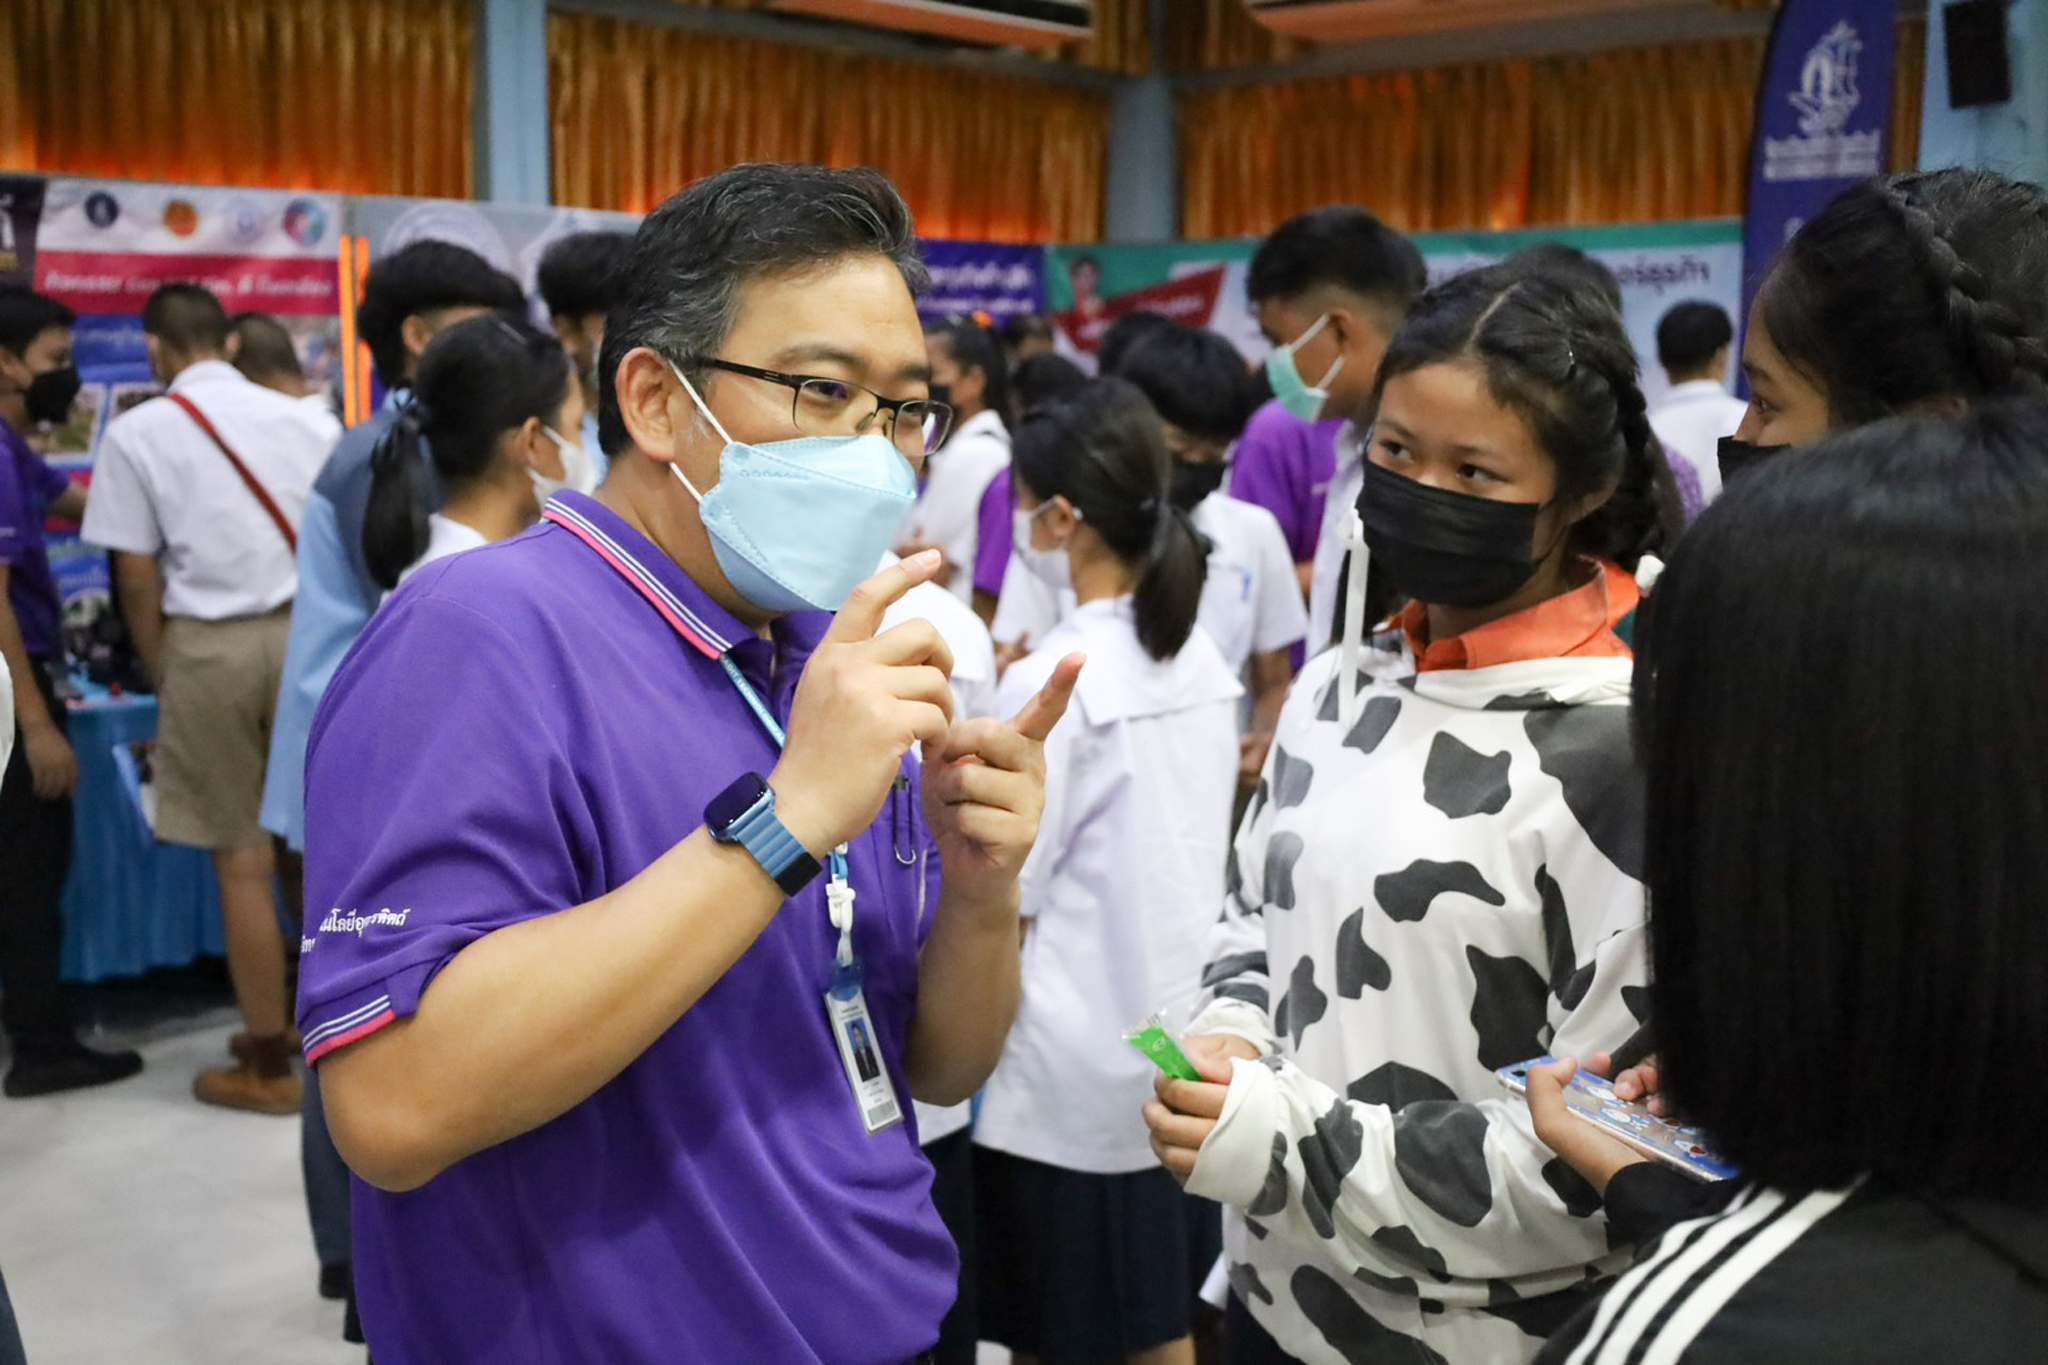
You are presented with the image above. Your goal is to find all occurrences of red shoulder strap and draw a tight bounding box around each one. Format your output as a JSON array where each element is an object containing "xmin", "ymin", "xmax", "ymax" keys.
[{"xmin": 165, "ymin": 393, "xmax": 297, "ymax": 553}]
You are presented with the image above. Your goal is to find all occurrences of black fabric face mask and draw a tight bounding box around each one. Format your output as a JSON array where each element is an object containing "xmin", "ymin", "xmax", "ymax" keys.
[
  {"xmin": 25, "ymin": 366, "xmax": 81, "ymax": 427},
  {"xmin": 1358, "ymin": 459, "xmax": 1546, "ymax": 610},
  {"xmin": 1168, "ymin": 457, "xmax": 1229, "ymax": 513},
  {"xmin": 1717, "ymin": 435, "xmax": 1789, "ymax": 487}
]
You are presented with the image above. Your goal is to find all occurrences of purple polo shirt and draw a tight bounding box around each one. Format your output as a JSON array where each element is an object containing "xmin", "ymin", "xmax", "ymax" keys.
[
  {"xmin": 0, "ymin": 416, "xmax": 70, "ymax": 660},
  {"xmin": 971, "ymin": 466, "xmax": 1012, "ymax": 600},
  {"xmin": 1227, "ymin": 398, "xmax": 1344, "ymax": 567},
  {"xmin": 298, "ymin": 491, "xmax": 953, "ymax": 1364}
]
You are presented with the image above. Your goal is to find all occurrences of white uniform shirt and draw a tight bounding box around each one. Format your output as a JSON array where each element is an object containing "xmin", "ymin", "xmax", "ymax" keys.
[
  {"xmin": 82, "ymin": 360, "xmax": 339, "ymax": 619},
  {"xmin": 394, "ymin": 515, "xmax": 489, "ymax": 589},
  {"xmin": 1307, "ymin": 422, "xmax": 1366, "ymax": 655},
  {"xmin": 902, "ymin": 407, "xmax": 1009, "ymax": 602},
  {"xmin": 880, "ymin": 552, "xmax": 999, "ymax": 1146},
  {"xmin": 991, "ymin": 490, "xmax": 1309, "ymax": 680},
  {"xmin": 1189, "ymin": 490, "xmax": 1308, "ymax": 674},
  {"xmin": 973, "ymin": 596, "xmax": 1242, "ymax": 1173},
  {"xmin": 1650, "ymin": 379, "xmax": 1748, "ymax": 506}
]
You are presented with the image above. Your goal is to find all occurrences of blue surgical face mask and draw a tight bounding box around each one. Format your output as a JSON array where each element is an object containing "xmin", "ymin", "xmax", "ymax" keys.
[
  {"xmin": 1263, "ymin": 312, "xmax": 1345, "ymax": 422},
  {"xmin": 667, "ymin": 358, "xmax": 917, "ymax": 613}
]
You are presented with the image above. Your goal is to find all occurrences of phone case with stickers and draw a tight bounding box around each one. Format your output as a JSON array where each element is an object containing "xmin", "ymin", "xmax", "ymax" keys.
[{"xmin": 1498, "ymin": 1057, "xmax": 1738, "ymax": 1182}]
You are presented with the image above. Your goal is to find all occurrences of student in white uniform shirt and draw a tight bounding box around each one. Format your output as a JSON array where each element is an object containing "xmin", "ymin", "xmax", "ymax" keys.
[
  {"xmin": 898, "ymin": 317, "xmax": 1008, "ymax": 602},
  {"xmin": 975, "ymin": 378, "xmax": 1241, "ymax": 1365},
  {"xmin": 877, "ymin": 551, "xmax": 997, "ymax": 1365},
  {"xmin": 1647, "ymin": 301, "xmax": 1747, "ymax": 505},
  {"xmin": 81, "ymin": 283, "xmax": 337, "ymax": 1115},
  {"xmin": 991, "ymin": 328, "xmax": 1308, "ymax": 687},
  {"xmin": 360, "ymin": 316, "xmax": 583, "ymax": 595},
  {"xmin": 1113, "ymin": 322, "xmax": 1307, "ymax": 793}
]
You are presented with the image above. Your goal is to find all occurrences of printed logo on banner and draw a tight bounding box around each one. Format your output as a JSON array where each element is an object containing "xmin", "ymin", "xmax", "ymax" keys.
[
  {"xmin": 161, "ymin": 199, "xmax": 200, "ymax": 238},
  {"xmin": 282, "ymin": 199, "xmax": 327, "ymax": 247},
  {"xmin": 83, "ymin": 192, "xmax": 119, "ymax": 229},
  {"xmin": 1765, "ymin": 22, "xmax": 1882, "ymax": 184},
  {"xmin": 225, "ymin": 199, "xmax": 266, "ymax": 247}
]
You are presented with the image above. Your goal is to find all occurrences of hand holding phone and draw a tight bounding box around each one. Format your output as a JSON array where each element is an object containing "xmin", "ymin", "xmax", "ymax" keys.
[{"xmin": 1501, "ymin": 1056, "xmax": 1736, "ymax": 1183}]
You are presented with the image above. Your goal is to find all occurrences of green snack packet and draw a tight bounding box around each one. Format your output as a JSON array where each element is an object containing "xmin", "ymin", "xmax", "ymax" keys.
[{"xmin": 1124, "ymin": 1012, "xmax": 1201, "ymax": 1082}]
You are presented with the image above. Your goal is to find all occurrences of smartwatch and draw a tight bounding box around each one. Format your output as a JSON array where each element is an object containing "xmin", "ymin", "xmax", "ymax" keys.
[{"xmin": 705, "ymin": 773, "xmax": 821, "ymax": 896}]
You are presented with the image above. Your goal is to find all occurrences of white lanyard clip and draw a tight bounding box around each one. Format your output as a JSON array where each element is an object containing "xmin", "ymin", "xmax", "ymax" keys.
[
  {"xmin": 825, "ymin": 846, "xmax": 856, "ymax": 969},
  {"xmin": 1338, "ymin": 508, "xmax": 1370, "ymax": 729}
]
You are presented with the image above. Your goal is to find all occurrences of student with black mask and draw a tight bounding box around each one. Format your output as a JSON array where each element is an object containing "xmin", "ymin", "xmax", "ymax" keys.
[
  {"xmin": 1720, "ymin": 168, "xmax": 2048, "ymax": 479},
  {"xmin": 1149, "ymin": 263, "xmax": 1670, "ymax": 1363},
  {"xmin": 0, "ymin": 286, "xmax": 142, "ymax": 1099}
]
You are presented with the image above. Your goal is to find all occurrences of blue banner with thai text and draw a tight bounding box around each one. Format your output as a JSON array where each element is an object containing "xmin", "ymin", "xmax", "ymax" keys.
[
  {"xmin": 916, "ymin": 240, "xmax": 1044, "ymax": 325},
  {"xmin": 1741, "ymin": 1, "xmax": 1897, "ymax": 331}
]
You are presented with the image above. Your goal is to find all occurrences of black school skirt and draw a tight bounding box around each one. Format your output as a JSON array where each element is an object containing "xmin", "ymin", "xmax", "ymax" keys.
[{"xmin": 974, "ymin": 1146, "xmax": 1195, "ymax": 1362}]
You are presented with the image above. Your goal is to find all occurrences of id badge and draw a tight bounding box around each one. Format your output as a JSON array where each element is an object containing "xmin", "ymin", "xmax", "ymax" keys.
[{"xmin": 825, "ymin": 962, "xmax": 903, "ymax": 1134}]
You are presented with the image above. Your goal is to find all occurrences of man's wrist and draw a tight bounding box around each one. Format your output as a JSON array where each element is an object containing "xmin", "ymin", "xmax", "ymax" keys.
[
  {"xmin": 760, "ymin": 774, "xmax": 833, "ymax": 861},
  {"xmin": 936, "ymin": 876, "xmax": 1021, "ymax": 928}
]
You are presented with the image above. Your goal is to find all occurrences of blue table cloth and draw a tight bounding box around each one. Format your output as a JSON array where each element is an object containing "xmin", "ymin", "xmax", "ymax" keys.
[{"xmin": 58, "ymin": 680, "xmax": 225, "ymax": 982}]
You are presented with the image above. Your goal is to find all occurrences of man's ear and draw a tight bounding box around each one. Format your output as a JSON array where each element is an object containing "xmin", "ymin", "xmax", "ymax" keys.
[
  {"xmin": 400, "ymin": 313, "xmax": 437, "ymax": 364},
  {"xmin": 617, "ymin": 347, "xmax": 692, "ymax": 466}
]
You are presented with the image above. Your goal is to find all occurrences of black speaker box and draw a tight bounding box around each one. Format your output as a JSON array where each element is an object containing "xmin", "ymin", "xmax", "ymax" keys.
[{"xmin": 1945, "ymin": 1, "xmax": 2014, "ymax": 109}]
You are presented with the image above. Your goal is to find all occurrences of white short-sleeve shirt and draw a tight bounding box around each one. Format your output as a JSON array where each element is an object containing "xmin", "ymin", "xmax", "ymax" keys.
[
  {"xmin": 901, "ymin": 408, "xmax": 1009, "ymax": 603},
  {"xmin": 1190, "ymin": 490, "xmax": 1308, "ymax": 675},
  {"xmin": 973, "ymin": 597, "xmax": 1242, "ymax": 1173},
  {"xmin": 879, "ymin": 552, "xmax": 999, "ymax": 1145},
  {"xmin": 393, "ymin": 514, "xmax": 490, "ymax": 590},
  {"xmin": 82, "ymin": 360, "xmax": 340, "ymax": 619},
  {"xmin": 991, "ymin": 489, "xmax": 1308, "ymax": 680},
  {"xmin": 1651, "ymin": 379, "xmax": 1749, "ymax": 505}
]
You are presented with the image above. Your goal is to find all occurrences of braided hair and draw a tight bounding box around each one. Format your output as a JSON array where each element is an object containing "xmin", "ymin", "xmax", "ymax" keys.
[
  {"xmin": 1372, "ymin": 263, "xmax": 1678, "ymax": 572},
  {"xmin": 1757, "ymin": 168, "xmax": 2048, "ymax": 427}
]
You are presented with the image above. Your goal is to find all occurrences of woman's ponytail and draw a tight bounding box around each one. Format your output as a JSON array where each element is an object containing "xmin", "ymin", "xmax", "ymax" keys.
[
  {"xmin": 1011, "ymin": 377, "xmax": 1209, "ymax": 662},
  {"xmin": 362, "ymin": 404, "xmax": 433, "ymax": 591},
  {"xmin": 1133, "ymin": 499, "xmax": 1206, "ymax": 662}
]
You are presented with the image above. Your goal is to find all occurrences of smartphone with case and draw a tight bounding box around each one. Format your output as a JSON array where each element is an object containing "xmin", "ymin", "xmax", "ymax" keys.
[{"xmin": 1498, "ymin": 1057, "xmax": 1738, "ymax": 1182}]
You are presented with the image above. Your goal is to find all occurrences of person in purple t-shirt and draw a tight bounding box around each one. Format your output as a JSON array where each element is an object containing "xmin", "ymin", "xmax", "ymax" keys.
[
  {"xmin": 0, "ymin": 286, "xmax": 144, "ymax": 1099},
  {"xmin": 1227, "ymin": 398, "xmax": 1343, "ymax": 599},
  {"xmin": 300, "ymin": 165, "xmax": 1080, "ymax": 1365}
]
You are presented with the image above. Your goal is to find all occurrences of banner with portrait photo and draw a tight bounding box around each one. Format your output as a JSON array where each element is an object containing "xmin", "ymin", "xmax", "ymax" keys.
[{"xmin": 1045, "ymin": 220, "xmax": 1744, "ymax": 409}]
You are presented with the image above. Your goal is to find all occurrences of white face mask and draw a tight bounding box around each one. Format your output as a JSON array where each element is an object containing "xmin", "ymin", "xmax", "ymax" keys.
[
  {"xmin": 1012, "ymin": 501, "xmax": 1072, "ymax": 591},
  {"xmin": 532, "ymin": 424, "xmax": 588, "ymax": 503}
]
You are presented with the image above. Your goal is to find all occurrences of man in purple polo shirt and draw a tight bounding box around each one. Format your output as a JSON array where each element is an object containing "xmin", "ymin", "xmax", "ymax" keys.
[
  {"xmin": 1226, "ymin": 397, "xmax": 1344, "ymax": 600},
  {"xmin": 0, "ymin": 285, "xmax": 144, "ymax": 1098},
  {"xmin": 300, "ymin": 165, "xmax": 1080, "ymax": 1364}
]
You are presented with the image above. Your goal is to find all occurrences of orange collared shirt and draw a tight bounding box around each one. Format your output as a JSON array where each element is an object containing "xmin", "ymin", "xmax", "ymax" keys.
[{"xmin": 1398, "ymin": 559, "xmax": 1640, "ymax": 673}]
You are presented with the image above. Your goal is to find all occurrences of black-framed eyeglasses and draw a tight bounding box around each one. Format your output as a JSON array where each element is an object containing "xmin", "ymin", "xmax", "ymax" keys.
[{"xmin": 692, "ymin": 358, "xmax": 954, "ymax": 457}]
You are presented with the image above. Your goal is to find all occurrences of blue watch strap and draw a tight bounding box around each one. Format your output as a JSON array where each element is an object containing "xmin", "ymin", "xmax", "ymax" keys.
[{"xmin": 716, "ymin": 781, "xmax": 821, "ymax": 896}]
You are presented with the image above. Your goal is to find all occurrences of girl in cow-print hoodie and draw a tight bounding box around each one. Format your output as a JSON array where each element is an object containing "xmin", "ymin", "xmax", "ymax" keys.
[{"xmin": 1149, "ymin": 262, "xmax": 1677, "ymax": 1364}]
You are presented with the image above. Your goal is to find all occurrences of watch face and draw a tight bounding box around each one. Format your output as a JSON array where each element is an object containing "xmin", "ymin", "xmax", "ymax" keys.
[{"xmin": 707, "ymin": 773, "xmax": 770, "ymax": 833}]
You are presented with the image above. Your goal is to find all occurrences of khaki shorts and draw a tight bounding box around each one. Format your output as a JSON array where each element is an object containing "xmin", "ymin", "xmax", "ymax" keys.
[{"xmin": 153, "ymin": 608, "xmax": 291, "ymax": 851}]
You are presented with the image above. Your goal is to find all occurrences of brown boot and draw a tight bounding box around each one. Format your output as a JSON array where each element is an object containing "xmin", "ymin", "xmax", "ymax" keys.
[
  {"xmin": 193, "ymin": 1064, "xmax": 302, "ymax": 1115},
  {"xmin": 228, "ymin": 1028, "xmax": 303, "ymax": 1065}
]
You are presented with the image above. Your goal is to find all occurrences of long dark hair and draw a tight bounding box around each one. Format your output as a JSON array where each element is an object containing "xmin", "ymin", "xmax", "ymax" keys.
[
  {"xmin": 362, "ymin": 314, "xmax": 572, "ymax": 590},
  {"xmin": 1638, "ymin": 400, "xmax": 2048, "ymax": 1197},
  {"xmin": 1011, "ymin": 378, "xmax": 1206, "ymax": 662},
  {"xmin": 1374, "ymin": 263, "xmax": 1677, "ymax": 571},
  {"xmin": 1758, "ymin": 168, "xmax": 2048, "ymax": 426}
]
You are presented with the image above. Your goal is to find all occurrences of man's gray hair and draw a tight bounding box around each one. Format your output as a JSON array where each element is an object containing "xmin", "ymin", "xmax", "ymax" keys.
[{"xmin": 596, "ymin": 163, "xmax": 929, "ymax": 457}]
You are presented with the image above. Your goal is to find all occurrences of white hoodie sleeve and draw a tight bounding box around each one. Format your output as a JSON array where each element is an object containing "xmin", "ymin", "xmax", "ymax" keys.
[
  {"xmin": 1186, "ymin": 734, "xmax": 1287, "ymax": 1057},
  {"xmin": 1186, "ymin": 856, "xmax": 1647, "ymax": 1287}
]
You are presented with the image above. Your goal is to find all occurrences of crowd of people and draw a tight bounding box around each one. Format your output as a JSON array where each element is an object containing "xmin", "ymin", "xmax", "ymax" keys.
[{"xmin": 0, "ymin": 156, "xmax": 2045, "ymax": 1365}]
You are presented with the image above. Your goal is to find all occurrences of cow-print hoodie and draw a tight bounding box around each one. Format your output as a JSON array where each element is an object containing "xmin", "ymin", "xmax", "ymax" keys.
[{"xmin": 1184, "ymin": 575, "xmax": 1651, "ymax": 1364}]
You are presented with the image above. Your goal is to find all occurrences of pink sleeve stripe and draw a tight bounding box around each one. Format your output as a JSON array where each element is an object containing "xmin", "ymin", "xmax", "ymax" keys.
[{"xmin": 304, "ymin": 1008, "xmax": 397, "ymax": 1064}]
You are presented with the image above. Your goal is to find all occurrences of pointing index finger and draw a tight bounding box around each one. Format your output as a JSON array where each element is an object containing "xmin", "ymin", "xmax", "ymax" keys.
[
  {"xmin": 821, "ymin": 551, "xmax": 943, "ymax": 646},
  {"xmin": 1009, "ymin": 652, "xmax": 1084, "ymax": 744}
]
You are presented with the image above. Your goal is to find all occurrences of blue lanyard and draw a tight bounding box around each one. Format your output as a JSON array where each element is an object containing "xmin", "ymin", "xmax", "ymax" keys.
[{"xmin": 716, "ymin": 654, "xmax": 850, "ymax": 887}]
